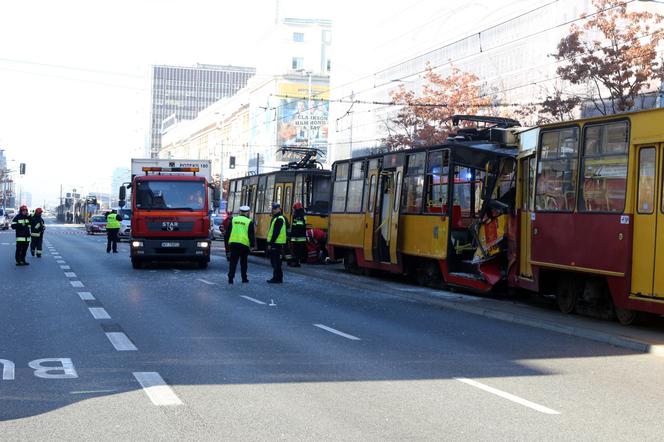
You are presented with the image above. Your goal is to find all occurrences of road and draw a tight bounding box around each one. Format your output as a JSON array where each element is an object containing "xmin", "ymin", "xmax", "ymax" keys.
[{"xmin": 2, "ymin": 219, "xmax": 664, "ymax": 441}]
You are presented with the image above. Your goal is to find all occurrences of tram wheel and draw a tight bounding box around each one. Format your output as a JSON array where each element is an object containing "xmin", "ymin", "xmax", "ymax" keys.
[
  {"xmin": 415, "ymin": 260, "xmax": 441, "ymax": 288},
  {"xmin": 343, "ymin": 251, "xmax": 358, "ymax": 273},
  {"xmin": 556, "ymin": 276, "xmax": 581, "ymax": 314}
]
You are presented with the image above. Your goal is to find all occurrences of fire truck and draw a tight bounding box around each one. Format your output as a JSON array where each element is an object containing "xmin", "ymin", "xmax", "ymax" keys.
[{"xmin": 118, "ymin": 159, "xmax": 220, "ymax": 269}]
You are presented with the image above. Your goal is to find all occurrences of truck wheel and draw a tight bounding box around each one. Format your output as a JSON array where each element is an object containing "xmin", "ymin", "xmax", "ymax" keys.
[
  {"xmin": 197, "ymin": 260, "xmax": 209, "ymax": 269},
  {"xmin": 131, "ymin": 258, "xmax": 143, "ymax": 269}
]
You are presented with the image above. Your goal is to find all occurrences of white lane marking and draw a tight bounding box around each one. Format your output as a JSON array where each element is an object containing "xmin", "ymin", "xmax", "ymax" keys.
[
  {"xmin": 56, "ymin": 260, "xmax": 66, "ymax": 264},
  {"xmin": 133, "ymin": 372, "xmax": 183, "ymax": 406},
  {"xmin": 1, "ymin": 242, "xmax": 9, "ymax": 246},
  {"xmin": 60, "ymin": 265, "xmax": 71, "ymax": 269},
  {"xmin": 455, "ymin": 378, "xmax": 560, "ymax": 415},
  {"xmin": 64, "ymin": 272, "xmax": 77, "ymax": 278},
  {"xmin": 196, "ymin": 278, "xmax": 215, "ymax": 285},
  {"xmin": 89, "ymin": 307, "xmax": 111, "ymax": 320},
  {"xmin": 0, "ymin": 359, "xmax": 15, "ymax": 380},
  {"xmin": 70, "ymin": 281, "xmax": 84, "ymax": 288},
  {"xmin": 171, "ymin": 268, "xmax": 181, "ymax": 273},
  {"xmin": 78, "ymin": 291, "xmax": 95, "ymax": 300},
  {"xmin": 240, "ymin": 295, "xmax": 266, "ymax": 305},
  {"xmin": 313, "ymin": 323, "xmax": 361, "ymax": 341},
  {"xmin": 105, "ymin": 332, "xmax": 137, "ymax": 351}
]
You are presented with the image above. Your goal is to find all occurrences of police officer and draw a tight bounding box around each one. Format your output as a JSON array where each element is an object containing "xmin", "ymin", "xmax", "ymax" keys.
[
  {"xmin": 225, "ymin": 205, "xmax": 255, "ymax": 284},
  {"xmin": 11, "ymin": 205, "xmax": 31, "ymax": 266},
  {"xmin": 267, "ymin": 203, "xmax": 287, "ymax": 283},
  {"xmin": 29, "ymin": 207, "xmax": 46, "ymax": 258},
  {"xmin": 106, "ymin": 209, "xmax": 121, "ymax": 253},
  {"xmin": 289, "ymin": 202, "xmax": 307, "ymax": 267}
]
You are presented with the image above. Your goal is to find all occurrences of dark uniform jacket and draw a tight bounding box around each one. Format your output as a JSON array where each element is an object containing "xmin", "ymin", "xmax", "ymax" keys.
[
  {"xmin": 30, "ymin": 214, "xmax": 46, "ymax": 236},
  {"xmin": 11, "ymin": 213, "xmax": 31, "ymax": 239},
  {"xmin": 290, "ymin": 208, "xmax": 307, "ymax": 241}
]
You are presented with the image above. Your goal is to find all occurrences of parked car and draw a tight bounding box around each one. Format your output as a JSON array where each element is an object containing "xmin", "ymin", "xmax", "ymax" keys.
[
  {"xmin": 2, "ymin": 208, "xmax": 16, "ymax": 230},
  {"xmin": 117, "ymin": 208, "xmax": 132, "ymax": 241},
  {"xmin": 85, "ymin": 215, "xmax": 107, "ymax": 234}
]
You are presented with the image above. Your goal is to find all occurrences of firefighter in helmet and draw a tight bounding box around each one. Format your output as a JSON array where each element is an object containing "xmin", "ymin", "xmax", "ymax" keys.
[
  {"xmin": 11, "ymin": 205, "xmax": 31, "ymax": 265},
  {"xmin": 29, "ymin": 207, "xmax": 46, "ymax": 258}
]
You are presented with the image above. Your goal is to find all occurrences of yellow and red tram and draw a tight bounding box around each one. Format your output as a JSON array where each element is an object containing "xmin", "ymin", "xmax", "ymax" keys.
[
  {"xmin": 327, "ymin": 116, "xmax": 520, "ymax": 292},
  {"xmin": 512, "ymin": 107, "xmax": 664, "ymax": 324}
]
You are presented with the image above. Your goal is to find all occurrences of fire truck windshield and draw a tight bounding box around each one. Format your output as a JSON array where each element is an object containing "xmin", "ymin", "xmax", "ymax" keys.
[{"xmin": 135, "ymin": 180, "xmax": 206, "ymax": 211}]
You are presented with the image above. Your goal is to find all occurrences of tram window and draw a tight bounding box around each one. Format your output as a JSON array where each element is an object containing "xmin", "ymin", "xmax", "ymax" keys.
[
  {"xmin": 332, "ymin": 163, "xmax": 349, "ymax": 212},
  {"xmin": 579, "ymin": 121, "xmax": 629, "ymax": 213},
  {"xmin": 638, "ymin": 147, "xmax": 656, "ymax": 214},
  {"xmin": 310, "ymin": 176, "xmax": 330, "ymax": 213},
  {"xmin": 425, "ymin": 150, "xmax": 449, "ymax": 214},
  {"xmin": 294, "ymin": 174, "xmax": 303, "ymax": 206},
  {"xmin": 284, "ymin": 187, "xmax": 292, "ymax": 214},
  {"xmin": 263, "ymin": 175, "xmax": 275, "ymax": 212},
  {"xmin": 345, "ymin": 162, "xmax": 365, "ymax": 212},
  {"xmin": 453, "ymin": 166, "xmax": 484, "ymax": 219},
  {"xmin": 535, "ymin": 127, "xmax": 579, "ymax": 211},
  {"xmin": 256, "ymin": 176, "xmax": 266, "ymax": 213},
  {"xmin": 402, "ymin": 152, "xmax": 426, "ymax": 213}
]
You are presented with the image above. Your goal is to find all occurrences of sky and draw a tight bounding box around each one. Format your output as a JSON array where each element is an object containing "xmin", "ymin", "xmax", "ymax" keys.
[{"xmin": 0, "ymin": 0, "xmax": 548, "ymax": 207}]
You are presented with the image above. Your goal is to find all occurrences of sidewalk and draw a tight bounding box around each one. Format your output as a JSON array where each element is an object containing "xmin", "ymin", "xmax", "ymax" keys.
[{"xmin": 217, "ymin": 243, "xmax": 664, "ymax": 357}]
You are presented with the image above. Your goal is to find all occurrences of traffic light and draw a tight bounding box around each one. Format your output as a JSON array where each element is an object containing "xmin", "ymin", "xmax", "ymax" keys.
[
  {"xmin": 19, "ymin": 163, "xmax": 25, "ymax": 175},
  {"xmin": 229, "ymin": 156, "xmax": 236, "ymax": 169}
]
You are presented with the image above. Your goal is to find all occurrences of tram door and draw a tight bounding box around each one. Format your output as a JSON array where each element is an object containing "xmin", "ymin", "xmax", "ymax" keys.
[
  {"xmin": 363, "ymin": 170, "xmax": 378, "ymax": 261},
  {"xmin": 368, "ymin": 168, "xmax": 401, "ymax": 263},
  {"xmin": 632, "ymin": 144, "xmax": 664, "ymax": 298},
  {"xmin": 519, "ymin": 156, "xmax": 536, "ymax": 279}
]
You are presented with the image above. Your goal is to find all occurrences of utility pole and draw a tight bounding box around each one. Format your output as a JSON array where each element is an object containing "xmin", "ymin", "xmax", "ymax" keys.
[{"xmin": 256, "ymin": 153, "xmax": 260, "ymax": 175}]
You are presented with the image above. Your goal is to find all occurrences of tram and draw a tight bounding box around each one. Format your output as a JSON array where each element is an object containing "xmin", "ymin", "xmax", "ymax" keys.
[
  {"xmin": 327, "ymin": 116, "xmax": 521, "ymax": 292},
  {"xmin": 227, "ymin": 149, "xmax": 331, "ymax": 251},
  {"xmin": 512, "ymin": 107, "xmax": 664, "ymax": 324}
]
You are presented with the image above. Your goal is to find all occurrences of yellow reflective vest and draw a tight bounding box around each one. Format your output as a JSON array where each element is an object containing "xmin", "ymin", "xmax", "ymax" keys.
[
  {"xmin": 228, "ymin": 215, "xmax": 251, "ymax": 247},
  {"xmin": 106, "ymin": 213, "xmax": 121, "ymax": 229},
  {"xmin": 268, "ymin": 215, "xmax": 287, "ymax": 244}
]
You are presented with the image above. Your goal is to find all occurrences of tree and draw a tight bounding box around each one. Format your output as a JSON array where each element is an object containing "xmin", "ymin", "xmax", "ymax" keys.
[
  {"xmin": 554, "ymin": 0, "xmax": 664, "ymax": 115},
  {"xmin": 381, "ymin": 64, "xmax": 492, "ymax": 150},
  {"xmin": 537, "ymin": 83, "xmax": 582, "ymax": 123}
]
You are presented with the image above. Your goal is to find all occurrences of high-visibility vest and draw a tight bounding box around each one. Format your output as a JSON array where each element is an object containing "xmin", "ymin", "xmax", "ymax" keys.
[
  {"xmin": 268, "ymin": 215, "xmax": 287, "ymax": 244},
  {"xmin": 228, "ymin": 215, "xmax": 251, "ymax": 247},
  {"xmin": 106, "ymin": 213, "xmax": 121, "ymax": 229}
]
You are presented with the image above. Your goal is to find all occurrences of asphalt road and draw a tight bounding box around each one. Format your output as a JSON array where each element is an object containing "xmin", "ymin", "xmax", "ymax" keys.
[{"xmin": 2, "ymin": 220, "xmax": 664, "ymax": 441}]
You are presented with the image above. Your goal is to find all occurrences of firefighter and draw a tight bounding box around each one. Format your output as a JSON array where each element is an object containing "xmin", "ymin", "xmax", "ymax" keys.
[
  {"xmin": 289, "ymin": 202, "xmax": 307, "ymax": 267},
  {"xmin": 225, "ymin": 205, "xmax": 255, "ymax": 284},
  {"xmin": 11, "ymin": 205, "xmax": 31, "ymax": 266},
  {"xmin": 267, "ymin": 202, "xmax": 287, "ymax": 283},
  {"xmin": 306, "ymin": 226, "xmax": 329, "ymax": 263},
  {"xmin": 106, "ymin": 209, "xmax": 121, "ymax": 253},
  {"xmin": 29, "ymin": 207, "xmax": 46, "ymax": 258}
]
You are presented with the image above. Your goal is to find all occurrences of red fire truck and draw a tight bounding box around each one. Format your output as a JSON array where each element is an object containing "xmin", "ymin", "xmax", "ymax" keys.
[{"xmin": 118, "ymin": 159, "xmax": 220, "ymax": 269}]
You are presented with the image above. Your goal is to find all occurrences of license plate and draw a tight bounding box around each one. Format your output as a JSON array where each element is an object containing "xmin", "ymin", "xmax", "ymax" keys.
[{"xmin": 161, "ymin": 242, "xmax": 180, "ymax": 248}]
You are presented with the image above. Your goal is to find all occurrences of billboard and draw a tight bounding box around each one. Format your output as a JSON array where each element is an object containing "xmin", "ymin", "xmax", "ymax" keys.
[{"xmin": 277, "ymin": 82, "xmax": 329, "ymax": 162}]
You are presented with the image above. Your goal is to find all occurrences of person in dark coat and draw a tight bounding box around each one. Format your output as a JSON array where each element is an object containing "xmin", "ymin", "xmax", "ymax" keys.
[
  {"xmin": 29, "ymin": 207, "xmax": 46, "ymax": 258},
  {"xmin": 11, "ymin": 205, "xmax": 31, "ymax": 266},
  {"xmin": 289, "ymin": 202, "xmax": 307, "ymax": 267},
  {"xmin": 224, "ymin": 206, "xmax": 255, "ymax": 284}
]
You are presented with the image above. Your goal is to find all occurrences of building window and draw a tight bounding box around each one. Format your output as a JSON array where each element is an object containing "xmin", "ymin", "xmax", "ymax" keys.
[
  {"xmin": 292, "ymin": 57, "xmax": 304, "ymax": 70},
  {"xmin": 293, "ymin": 32, "xmax": 304, "ymax": 42}
]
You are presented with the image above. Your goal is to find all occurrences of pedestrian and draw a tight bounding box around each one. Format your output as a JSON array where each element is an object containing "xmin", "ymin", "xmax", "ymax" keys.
[
  {"xmin": 289, "ymin": 202, "xmax": 307, "ymax": 267},
  {"xmin": 106, "ymin": 209, "xmax": 121, "ymax": 253},
  {"xmin": 267, "ymin": 202, "xmax": 287, "ymax": 283},
  {"xmin": 29, "ymin": 207, "xmax": 46, "ymax": 258},
  {"xmin": 222, "ymin": 209, "xmax": 233, "ymax": 261},
  {"xmin": 225, "ymin": 205, "xmax": 255, "ymax": 284},
  {"xmin": 11, "ymin": 205, "xmax": 31, "ymax": 266}
]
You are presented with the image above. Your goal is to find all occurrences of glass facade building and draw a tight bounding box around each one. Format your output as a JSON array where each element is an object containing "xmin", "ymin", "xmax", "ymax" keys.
[{"xmin": 148, "ymin": 64, "xmax": 256, "ymax": 158}]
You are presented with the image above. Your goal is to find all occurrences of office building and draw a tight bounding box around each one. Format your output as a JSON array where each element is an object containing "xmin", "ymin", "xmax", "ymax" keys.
[{"xmin": 148, "ymin": 64, "xmax": 256, "ymax": 158}]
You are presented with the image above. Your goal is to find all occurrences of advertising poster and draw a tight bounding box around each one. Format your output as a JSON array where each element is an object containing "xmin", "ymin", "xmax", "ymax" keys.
[{"xmin": 277, "ymin": 82, "xmax": 329, "ymax": 162}]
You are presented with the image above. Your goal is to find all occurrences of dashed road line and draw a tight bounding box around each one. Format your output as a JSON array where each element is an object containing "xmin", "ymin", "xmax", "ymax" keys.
[
  {"xmin": 105, "ymin": 332, "xmax": 138, "ymax": 351},
  {"xmin": 240, "ymin": 295, "xmax": 266, "ymax": 305},
  {"xmin": 133, "ymin": 372, "xmax": 183, "ymax": 406},
  {"xmin": 70, "ymin": 281, "xmax": 84, "ymax": 288},
  {"xmin": 64, "ymin": 272, "xmax": 77, "ymax": 278},
  {"xmin": 57, "ymin": 260, "xmax": 66, "ymax": 264},
  {"xmin": 196, "ymin": 278, "xmax": 215, "ymax": 285},
  {"xmin": 313, "ymin": 323, "xmax": 361, "ymax": 341},
  {"xmin": 89, "ymin": 307, "xmax": 111, "ymax": 320},
  {"xmin": 60, "ymin": 265, "xmax": 71, "ymax": 269},
  {"xmin": 78, "ymin": 291, "xmax": 95, "ymax": 300},
  {"xmin": 455, "ymin": 378, "xmax": 560, "ymax": 415}
]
